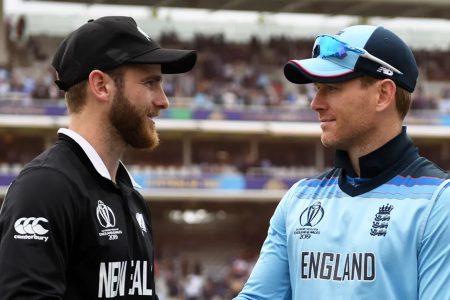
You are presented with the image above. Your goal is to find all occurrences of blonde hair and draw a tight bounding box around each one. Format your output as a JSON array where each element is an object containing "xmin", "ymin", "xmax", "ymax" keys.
[{"xmin": 359, "ymin": 76, "xmax": 411, "ymax": 120}]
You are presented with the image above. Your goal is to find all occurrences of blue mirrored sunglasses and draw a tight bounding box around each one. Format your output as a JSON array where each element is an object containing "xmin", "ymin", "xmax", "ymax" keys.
[{"xmin": 312, "ymin": 35, "xmax": 403, "ymax": 75}]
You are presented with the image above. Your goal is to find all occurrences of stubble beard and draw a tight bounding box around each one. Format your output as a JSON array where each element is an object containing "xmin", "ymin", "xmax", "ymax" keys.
[
  {"xmin": 321, "ymin": 124, "xmax": 374, "ymax": 152},
  {"xmin": 320, "ymin": 129, "xmax": 339, "ymax": 149},
  {"xmin": 109, "ymin": 87, "xmax": 160, "ymax": 150},
  {"xmin": 321, "ymin": 131, "xmax": 354, "ymax": 151}
]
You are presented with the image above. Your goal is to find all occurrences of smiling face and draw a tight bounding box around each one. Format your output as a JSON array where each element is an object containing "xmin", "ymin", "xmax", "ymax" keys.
[
  {"xmin": 109, "ymin": 64, "xmax": 169, "ymax": 150},
  {"xmin": 310, "ymin": 78, "xmax": 379, "ymax": 152}
]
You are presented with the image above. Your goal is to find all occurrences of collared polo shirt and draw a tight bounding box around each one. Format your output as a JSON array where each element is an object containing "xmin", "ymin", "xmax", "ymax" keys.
[{"xmin": 0, "ymin": 128, "xmax": 157, "ymax": 299}]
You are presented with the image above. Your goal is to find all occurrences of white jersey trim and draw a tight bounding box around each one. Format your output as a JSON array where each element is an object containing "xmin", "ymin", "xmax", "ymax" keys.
[{"xmin": 57, "ymin": 128, "xmax": 141, "ymax": 189}]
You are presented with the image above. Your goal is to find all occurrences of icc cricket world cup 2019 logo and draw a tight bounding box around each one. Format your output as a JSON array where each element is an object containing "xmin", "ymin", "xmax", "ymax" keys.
[
  {"xmin": 300, "ymin": 201, "xmax": 324, "ymax": 227},
  {"xmin": 95, "ymin": 200, "xmax": 123, "ymax": 240},
  {"xmin": 295, "ymin": 201, "xmax": 325, "ymax": 239},
  {"xmin": 96, "ymin": 200, "xmax": 116, "ymax": 228}
]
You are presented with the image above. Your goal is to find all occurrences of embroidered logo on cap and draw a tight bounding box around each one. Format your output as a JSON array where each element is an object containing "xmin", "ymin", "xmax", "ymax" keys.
[
  {"xmin": 137, "ymin": 26, "xmax": 151, "ymax": 42},
  {"xmin": 377, "ymin": 66, "xmax": 394, "ymax": 76}
]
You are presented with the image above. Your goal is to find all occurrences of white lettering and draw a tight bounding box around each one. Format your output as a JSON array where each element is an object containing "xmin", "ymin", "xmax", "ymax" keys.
[
  {"xmin": 13, "ymin": 234, "xmax": 49, "ymax": 242},
  {"xmin": 98, "ymin": 262, "xmax": 110, "ymax": 298},
  {"xmin": 98, "ymin": 260, "xmax": 153, "ymax": 298},
  {"xmin": 129, "ymin": 261, "xmax": 142, "ymax": 295},
  {"xmin": 118, "ymin": 261, "xmax": 127, "ymax": 296},
  {"xmin": 99, "ymin": 229, "xmax": 123, "ymax": 237},
  {"xmin": 98, "ymin": 261, "xmax": 128, "ymax": 298},
  {"xmin": 142, "ymin": 261, "xmax": 153, "ymax": 296},
  {"xmin": 110, "ymin": 262, "xmax": 120, "ymax": 297}
]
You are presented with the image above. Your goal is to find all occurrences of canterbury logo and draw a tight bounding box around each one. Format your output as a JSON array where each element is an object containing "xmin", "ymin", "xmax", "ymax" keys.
[{"xmin": 14, "ymin": 217, "xmax": 49, "ymax": 235}]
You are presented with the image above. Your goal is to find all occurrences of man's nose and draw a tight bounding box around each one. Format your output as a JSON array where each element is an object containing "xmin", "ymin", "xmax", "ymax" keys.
[{"xmin": 156, "ymin": 89, "xmax": 169, "ymax": 110}]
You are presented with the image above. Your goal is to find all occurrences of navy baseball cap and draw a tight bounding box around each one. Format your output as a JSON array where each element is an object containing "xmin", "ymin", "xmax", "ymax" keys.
[
  {"xmin": 52, "ymin": 16, "xmax": 197, "ymax": 91},
  {"xmin": 284, "ymin": 25, "xmax": 418, "ymax": 92}
]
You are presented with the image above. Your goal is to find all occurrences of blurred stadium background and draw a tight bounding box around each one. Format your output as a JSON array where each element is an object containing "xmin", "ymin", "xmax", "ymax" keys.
[{"xmin": 1, "ymin": 0, "xmax": 450, "ymax": 299}]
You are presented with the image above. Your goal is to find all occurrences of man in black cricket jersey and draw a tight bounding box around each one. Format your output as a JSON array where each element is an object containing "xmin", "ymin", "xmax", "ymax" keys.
[{"xmin": 0, "ymin": 16, "xmax": 196, "ymax": 299}]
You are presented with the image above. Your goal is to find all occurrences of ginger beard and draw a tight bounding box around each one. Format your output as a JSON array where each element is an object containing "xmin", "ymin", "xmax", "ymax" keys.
[{"xmin": 109, "ymin": 87, "xmax": 160, "ymax": 150}]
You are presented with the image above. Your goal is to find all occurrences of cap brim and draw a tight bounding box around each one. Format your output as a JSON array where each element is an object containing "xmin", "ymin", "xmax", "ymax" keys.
[
  {"xmin": 129, "ymin": 48, "xmax": 197, "ymax": 74},
  {"xmin": 284, "ymin": 58, "xmax": 363, "ymax": 84}
]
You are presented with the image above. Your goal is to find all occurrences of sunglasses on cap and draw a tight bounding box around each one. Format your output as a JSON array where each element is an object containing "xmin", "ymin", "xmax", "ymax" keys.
[{"xmin": 312, "ymin": 35, "xmax": 403, "ymax": 75}]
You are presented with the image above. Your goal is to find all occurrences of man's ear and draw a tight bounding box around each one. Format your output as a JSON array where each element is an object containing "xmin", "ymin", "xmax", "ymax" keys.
[
  {"xmin": 87, "ymin": 70, "xmax": 115, "ymax": 103},
  {"xmin": 376, "ymin": 79, "xmax": 396, "ymax": 113}
]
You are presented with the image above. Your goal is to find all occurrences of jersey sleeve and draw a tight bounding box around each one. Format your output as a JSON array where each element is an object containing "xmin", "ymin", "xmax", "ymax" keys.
[
  {"xmin": 418, "ymin": 181, "xmax": 450, "ymax": 299},
  {"xmin": 234, "ymin": 182, "xmax": 301, "ymax": 300},
  {"xmin": 0, "ymin": 167, "xmax": 80, "ymax": 299}
]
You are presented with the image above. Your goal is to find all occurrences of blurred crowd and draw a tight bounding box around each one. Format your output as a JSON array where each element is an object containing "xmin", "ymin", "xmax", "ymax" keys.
[
  {"xmin": 1, "ymin": 29, "xmax": 450, "ymax": 299},
  {"xmin": 155, "ymin": 253, "xmax": 256, "ymax": 300},
  {"xmin": 0, "ymin": 32, "xmax": 449, "ymax": 111}
]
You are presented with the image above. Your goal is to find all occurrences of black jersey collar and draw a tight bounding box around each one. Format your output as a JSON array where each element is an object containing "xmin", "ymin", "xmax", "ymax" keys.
[
  {"xmin": 57, "ymin": 128, "xmax": 141, "ymax": 189},
  {"xmin": 335, "ymin": 126, "xmax": 418, "ymax": 178}
]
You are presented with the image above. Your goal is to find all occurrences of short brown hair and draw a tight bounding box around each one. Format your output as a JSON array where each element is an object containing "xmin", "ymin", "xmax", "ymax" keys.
[
  {"xmin": 359, "ymin": 76, "xmax": 411, "ymax": 120},
  {"xmin": 65, "ymin": 67, "xmax": 125, "ymax": 114},
  {"xmin": 65, "ymin": 80, "xmax": 87, "ymax": 114}
]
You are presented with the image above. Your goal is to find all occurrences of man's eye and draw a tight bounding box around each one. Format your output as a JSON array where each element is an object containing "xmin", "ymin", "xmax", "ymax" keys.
[
  {"xmin": 327, "ymin": 85, "xmax": 338, "ymax": 91},
  {"xmin": 143, "ymin": 80, "xmax": 161, "ymax": 88}
]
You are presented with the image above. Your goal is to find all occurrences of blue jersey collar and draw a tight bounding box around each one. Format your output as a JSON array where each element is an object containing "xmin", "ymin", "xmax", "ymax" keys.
[{"xmin": 335, "ymin": 126, "xmax": 418, "ymax": 178}]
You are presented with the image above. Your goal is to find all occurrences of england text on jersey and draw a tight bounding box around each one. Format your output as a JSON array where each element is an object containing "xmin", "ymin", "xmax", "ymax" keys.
[{"xmin": 300, "ymin": 251, "xmax": 375, "ymax": 281}]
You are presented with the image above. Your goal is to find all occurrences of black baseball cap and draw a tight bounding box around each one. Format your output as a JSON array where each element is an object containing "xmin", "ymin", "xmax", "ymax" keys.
[
  {"xmin": 284, "ymin": 25, "xmax": 418, "ymax": 92},
  {"xmin": 52, "ymin": 16, "xmax": 197, "ymax": 91}
]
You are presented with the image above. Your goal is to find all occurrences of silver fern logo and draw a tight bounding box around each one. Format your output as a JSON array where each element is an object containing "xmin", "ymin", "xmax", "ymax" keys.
[
  {"xmin": 137, "ymin": 26, "xmax": 151, "ymax": 41},
  {"xmin": 136, "ymin": 213, "xmax": 147, "ymax": 235}
]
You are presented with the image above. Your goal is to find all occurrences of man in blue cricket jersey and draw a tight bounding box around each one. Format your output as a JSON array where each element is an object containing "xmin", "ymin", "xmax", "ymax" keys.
[{"xmin": 235, "ymin": 25, "xmax": 450, "ymax": 300}]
